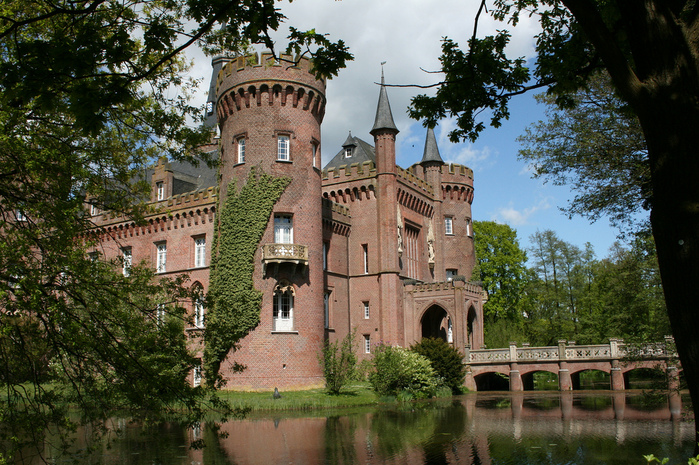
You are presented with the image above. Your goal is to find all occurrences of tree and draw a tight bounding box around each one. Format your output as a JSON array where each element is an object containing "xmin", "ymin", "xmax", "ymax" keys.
[
  {"xmin": 411, "ymin": 337, "xmax": 467, "ymax": 393},
  {"xmin": 518, "ymin": 72, "xmax": 650, "ymax": 236},
  {"xmin": 408, "ymin": 0, "xmax": 699, "ymax": 441},
  {"xmin": 319, "ymin": 331, "xmax": 359, "ymax": 395},
  {"xmin": 472, "ymin": 221, "xmax": 529, "ymax": 322},
  {"xmin": 0, "ymin": 0, "xmax": 351, "ymax": 460}
]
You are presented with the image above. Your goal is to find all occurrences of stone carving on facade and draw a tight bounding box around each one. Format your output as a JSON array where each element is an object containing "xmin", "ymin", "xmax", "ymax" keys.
[{"xmin": 427, "ymin": 219, "xmax": 435, "ymax": 268}]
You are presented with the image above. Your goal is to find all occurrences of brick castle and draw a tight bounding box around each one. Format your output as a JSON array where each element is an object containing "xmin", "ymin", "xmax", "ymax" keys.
[{"xmin": 88, "ymin": 52, "xmax": 485, "ymax": 390}]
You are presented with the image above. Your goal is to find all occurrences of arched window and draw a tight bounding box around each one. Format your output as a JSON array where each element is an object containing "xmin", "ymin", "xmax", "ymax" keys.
[
  {"xmin": 192, "ymin": 283, "xmax": 205, "ymax": 329},
  {"xmin": 273, "ymin": 281, "xmax": 294, "ymax": 331}
]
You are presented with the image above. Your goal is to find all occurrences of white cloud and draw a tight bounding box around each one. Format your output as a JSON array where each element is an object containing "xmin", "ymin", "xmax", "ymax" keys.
[{"xmin": 493, "ymin": 198, "xmax": 552, "ymax": 226}]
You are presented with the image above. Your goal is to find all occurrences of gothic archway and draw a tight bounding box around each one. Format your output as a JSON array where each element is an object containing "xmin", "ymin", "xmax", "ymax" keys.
[
  {"xmin": 421, "ymin": 305, "xmax": 449, "ymax": 341},
  {"xmin": 467, "ymin": 305, "xmax": 478, "ymax": 349}
]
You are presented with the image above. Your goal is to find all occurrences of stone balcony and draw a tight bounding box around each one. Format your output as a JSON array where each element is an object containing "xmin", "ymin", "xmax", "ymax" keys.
[{"xmin": 261, "ymin": 243, "xmax": 309, "ymax": 275}]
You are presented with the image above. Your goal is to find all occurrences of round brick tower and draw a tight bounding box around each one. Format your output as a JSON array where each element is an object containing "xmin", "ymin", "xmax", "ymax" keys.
[{"xmin": 215, "ymin": 52, "xmax": 326, "ymax": 390}]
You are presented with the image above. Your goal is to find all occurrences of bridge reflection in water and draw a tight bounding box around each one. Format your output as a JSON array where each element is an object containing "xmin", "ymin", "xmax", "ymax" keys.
[{"xmin": 26, "ymin": 392, "xmax": 693, "ymax": 464}]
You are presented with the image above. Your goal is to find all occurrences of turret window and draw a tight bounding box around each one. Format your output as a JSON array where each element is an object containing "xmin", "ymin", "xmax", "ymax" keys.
[
  {"xmin": 277, "ymin": 135, "xmax": 290, "ymax": 161},
  {"xmin": 156, "ymin": 182, "xmax": 164, "ymax": 201},
  {"xmin": 237, "ymin": 137, "xmax": 246, "ymax": 164},
  {"xmin": 444, "ymin": 217, "xmax": 453, "ymax": 235}
]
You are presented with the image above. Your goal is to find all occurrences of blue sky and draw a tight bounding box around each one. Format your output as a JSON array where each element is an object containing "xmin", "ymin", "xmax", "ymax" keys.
[{"xmin": 186, "ymin": 0, "xmax": 624, "ymax": 260}]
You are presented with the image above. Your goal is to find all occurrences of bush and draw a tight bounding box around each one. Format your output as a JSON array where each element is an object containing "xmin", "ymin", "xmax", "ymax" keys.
[
  {"xmin": 318, "ymin": 331, "xmax": 357, "ymax": 394},
  {"xmin": 410, "ymin": 337, "xmax": 466, "ymax": 394},
  {"xmin": 369, "ymin": 344, "xmax": 438, "ymax": 399}
]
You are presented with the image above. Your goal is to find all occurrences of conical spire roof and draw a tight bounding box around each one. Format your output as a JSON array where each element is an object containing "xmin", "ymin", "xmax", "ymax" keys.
[
  {"xmin": 204, "ymin": 55, "xmax": 231, "ymax": 128},
  {"xmin": 370, "ymin": 70, "xmax": 399, "ymax": 136},
  {"xmin": 420, "ymin": 127, "xmax": 444, "ymax": 164}
]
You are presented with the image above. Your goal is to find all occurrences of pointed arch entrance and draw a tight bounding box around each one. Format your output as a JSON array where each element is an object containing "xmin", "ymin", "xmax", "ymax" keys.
[{"xmin": 421, "ymin": 305, "xmax": 449, "ymax": 341}]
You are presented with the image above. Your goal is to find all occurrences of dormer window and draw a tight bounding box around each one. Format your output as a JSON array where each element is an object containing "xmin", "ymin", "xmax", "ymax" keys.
[
  {"xmin": 344, "ymin": 147, "xmax": 353, "ymax": 158},
  {"xmin": 206, "ymin": 101, "xmax": 214, "ymax": 115},
  {"xmin": 156, "ymin": 182, "xmax": 164, "ymax": 201}
]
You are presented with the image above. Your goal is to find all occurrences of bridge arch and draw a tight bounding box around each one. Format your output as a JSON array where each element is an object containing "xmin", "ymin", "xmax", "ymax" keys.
[{"xmin": 521, "ymin": 370, "xmax": 559, "ymax": 391}]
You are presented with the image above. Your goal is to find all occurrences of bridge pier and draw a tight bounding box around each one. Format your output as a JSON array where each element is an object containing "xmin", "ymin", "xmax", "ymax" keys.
[
  {"xmin": 611, "ymin": 359, "xmax": 625, "ymax": 390},
  {"xmin": 559, "ymin": 361, "xmax": 572, "ymax": 390},
  {"xmin": 509, "ymin": 362, "xmax": 523, "ymax": 391}
]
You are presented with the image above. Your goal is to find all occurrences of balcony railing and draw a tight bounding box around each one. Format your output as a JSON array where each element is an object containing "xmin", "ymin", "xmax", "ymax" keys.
[{"xmin": 261, "ymin": 243, "xmax": 308, "ymax": 274}]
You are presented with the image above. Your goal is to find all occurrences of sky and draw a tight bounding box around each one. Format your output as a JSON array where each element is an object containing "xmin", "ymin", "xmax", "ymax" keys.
[{"xmin": 185, "ymin": 0, "xmax": 626, "ymax": 260}]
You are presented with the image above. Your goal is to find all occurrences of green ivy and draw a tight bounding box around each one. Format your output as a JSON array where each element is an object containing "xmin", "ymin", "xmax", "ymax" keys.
[{"xmin": 204, "ymin": 167, "xmax": 290, "ymax": 387}]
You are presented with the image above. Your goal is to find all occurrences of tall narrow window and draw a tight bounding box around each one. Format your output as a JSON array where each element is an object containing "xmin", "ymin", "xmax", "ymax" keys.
[
  {"xmin": 323, "ymin": 241, "xmax": 329, "ymax": 270},
  {"xmin": 324, "ymin": 291, "xmax": 330, "ymax": 329},
  {"xmin": 274, "ymin": 214, "xmax": 293, "ymax": 255},
  {"xmin": 363, "ymin": 301, "xmax": 370, "ymax": 319},
  {"xmin": 364, "ymin": 335, "xmax": 371, "ymax": 354},
  {"xmin": 277, "ymin": 135, "xmax": 290, "ymax": 161},
  {"xmin": 466, "ymin": 217, "xmax": 473, "ymax": 237},
  {"xmin": 194, "ymin": 236, "xmax": 206, "ymax": 268},
  {"xmin": 444, "ymin": 217, "xmax": 453, "ymax": 235},
  {"xmin": 362, "ymin": 244, "xmax": 368, "ymax": 274},
  {"xmin": 312, "ymin": 143, "xmax": 318, "ymax": 168},
  {"xmin": 405, "ymin": 225, "xmax": 420, "ymax": 280},
  {"xmin": 273, "ymin": 282, "xmax": 294, "ymax": 332},
  {"xmin": 194, "ymin": 298, "xmax": 205, "ymax": 328},
  {"xmin": 193, "ymin": 365, "xmax": 202, "ymax": 387},
  {"xmin": 237, "ymin": 137, "xmax": 246, "ymax": 164},
  {"xmin": 122, "ymin": 247, "xmax": 132, "ymax": 277},
  {"xmin": 156, "ymin": 182, "xmax": 164, "ymax": 201},
  {"xmin": 156, "ymin": 304, "xmax": 166, "ymax": 326},
  {"xmin": 156, "ymin": 242, "xmax": 167, "ymax": 273},
  {"xmin": 90, "ymin": 204, "xmax": 98, "ymax": 216}
]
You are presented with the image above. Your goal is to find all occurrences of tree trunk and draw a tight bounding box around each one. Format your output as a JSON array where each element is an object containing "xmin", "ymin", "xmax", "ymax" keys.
[{"xmin": 642, "ymin": 98, "xmax": 699, "ymax": 447}]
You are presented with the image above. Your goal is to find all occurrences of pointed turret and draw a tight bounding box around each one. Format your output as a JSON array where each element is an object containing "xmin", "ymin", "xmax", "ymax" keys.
[
  {"xmin": 370, "ymin": 70, "xmax": 399, "ymax": 136},
  {"xmin": 204, "ymin": 55, "xmax": 232, "ymax": 128},
  {"xmin": 420, "ymin": 127, "xmax": 444, "ymax": 165}
]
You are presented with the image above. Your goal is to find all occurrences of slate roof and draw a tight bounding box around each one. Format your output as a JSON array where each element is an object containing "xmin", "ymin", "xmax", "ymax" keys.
[
  {"xmin": 370, "ymin": 71, "xmax": 399, "ymax": 135},
  {"xmin": 323, "ymin": 134, "xmax": 376, "ymax": 171},
  {"xmin": 420, "ymin": 127, "xmax": 444, "ymax": 164}
]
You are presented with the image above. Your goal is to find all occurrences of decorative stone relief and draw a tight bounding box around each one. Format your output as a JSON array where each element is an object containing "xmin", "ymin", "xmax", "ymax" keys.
[{"xmin": 427, "ymin": 220, "xmax": 435, "ymax": 268}]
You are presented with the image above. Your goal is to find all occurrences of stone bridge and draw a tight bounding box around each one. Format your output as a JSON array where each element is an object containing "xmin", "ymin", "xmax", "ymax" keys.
[{"xmin": 464, "ymin": 337, "xmax": 680, "ymax": 391}]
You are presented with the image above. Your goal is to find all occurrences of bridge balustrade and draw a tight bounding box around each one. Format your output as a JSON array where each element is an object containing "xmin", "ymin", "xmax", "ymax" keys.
[{"xmin": 464, "ymin": 337, "xmax": 679, "ymax": 392}]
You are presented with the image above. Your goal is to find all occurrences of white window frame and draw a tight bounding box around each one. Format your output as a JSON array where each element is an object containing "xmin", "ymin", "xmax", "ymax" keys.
[
  {"xmin": 237, "ymin": 137, "xmax": 246, "ymax": 164},
  {"xmin": 466, "ymin": 217, "xmax": 473, "ymax": 237},
  {"xmin": 273, "ymin": 285, "xmax": 294, "ymax": 332},
  {"xmin": 362, "ymin": 244, "xmax": 368, "ymax": 274},
  {"xmin": 277, "ymin": 135, "xmax": 290, "ymax": 161},
  {"xmin": 156, "ymin": 304, "xmax": 166, "ymax": 326},
  {"xmin": 363, "ymin": 301, "xmax": 370, "ymax": 319},
  {"xmin": 156, "ymin": 181, "xmax": 164, "ymax": 201},
  {"xmin": 15, "ymin": 210, "xmax": 27, "ymax": 221},
  {"xmin": 193, "ymin": 365, "xmax": 202, "ymax": 387},
  {"xmin": 344, "ymin": 147, "xmax": 352, "ymax": 158},
  {"xmin": 274, "ymin": 214, "xmax": 293, "ymax": 244},
  {"xmin": 156, "ymin": 242, "xmax": 167, "ymax": 273},
  {"xmin": 90, "ymin": 204, "xmax": 98, "ymax": 216},
  {"xmin": 444, "ymin": 217, "xmax": 453, "ymax": 235},
  {"xmin": 122, "ymin": 247, "xmax": 132, "ymax": 277},
  {"xmin": 364, "ymin": 335, "xmax": 371, "ymax": 354},
  {"xmin": 194, "ymin": 298, "xmax": 205, "ymax": 328},
  {"xmin": 194, "ymin": 236, "xmax": 206, "ymax": 268}
]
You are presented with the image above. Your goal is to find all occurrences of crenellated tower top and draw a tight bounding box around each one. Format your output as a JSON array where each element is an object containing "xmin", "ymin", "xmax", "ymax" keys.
[{"xmin": 215, "ymin": 52, "xmax": 327, "ymax": 126}]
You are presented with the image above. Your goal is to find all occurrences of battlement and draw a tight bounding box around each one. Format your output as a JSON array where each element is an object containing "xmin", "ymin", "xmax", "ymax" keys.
[
  {"xmin": 404, "ymin": 279, "xmax": 484, "ymax": 296},
  {"xmin": 396, "ymin": 166, "xmax": 434, "ymax": 195},
  {"xmin": 322, "ymin": 197, "xmax": 351, "ymax": 218},
  {"xmin": 440, "ymin": 163, "xmax": 474, "ymax": 180},
  {"xmin": 92, "ymin": 186, "xmax": 218, "ymax": 227},
  {"xmin": 322, "ymin": 160, "xmax": 376, "ymax": 183},
  {"xmin": 218, "ymin": 52, "xmax": 320, "ymax": 85}
]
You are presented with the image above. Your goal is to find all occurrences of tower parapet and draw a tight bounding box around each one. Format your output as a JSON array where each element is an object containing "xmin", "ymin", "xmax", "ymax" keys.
[{"xmin": 216, "ymin": 52, "xmax": 326, "ymax": 125}]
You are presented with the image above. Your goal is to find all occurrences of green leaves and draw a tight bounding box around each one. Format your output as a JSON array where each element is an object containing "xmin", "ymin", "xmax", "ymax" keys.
[{"xmin": 205, "ymin": 168, "xmax": 290, "ymax": 386}]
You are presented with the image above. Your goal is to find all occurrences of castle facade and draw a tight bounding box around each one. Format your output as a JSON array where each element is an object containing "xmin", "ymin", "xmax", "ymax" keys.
[{"xmin": 89, "ymin": 53, "xmax": 485, "ymax": 390}]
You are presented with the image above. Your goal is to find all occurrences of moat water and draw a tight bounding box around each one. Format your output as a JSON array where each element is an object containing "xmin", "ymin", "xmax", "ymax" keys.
[{"xmin": 14, "ymin": 392, "xmax": 696, "ymax": 464}]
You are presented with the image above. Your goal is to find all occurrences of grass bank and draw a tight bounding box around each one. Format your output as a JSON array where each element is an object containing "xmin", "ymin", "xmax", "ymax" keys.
[{"xmin": 216, "ymin": 382, "xmax": 379, "ymax": 414}]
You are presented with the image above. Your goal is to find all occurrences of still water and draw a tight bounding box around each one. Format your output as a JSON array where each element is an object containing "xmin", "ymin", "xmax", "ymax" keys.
[{"xmin": 22, "ymin": 392, "xmax": 695, "ymax": 464}]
